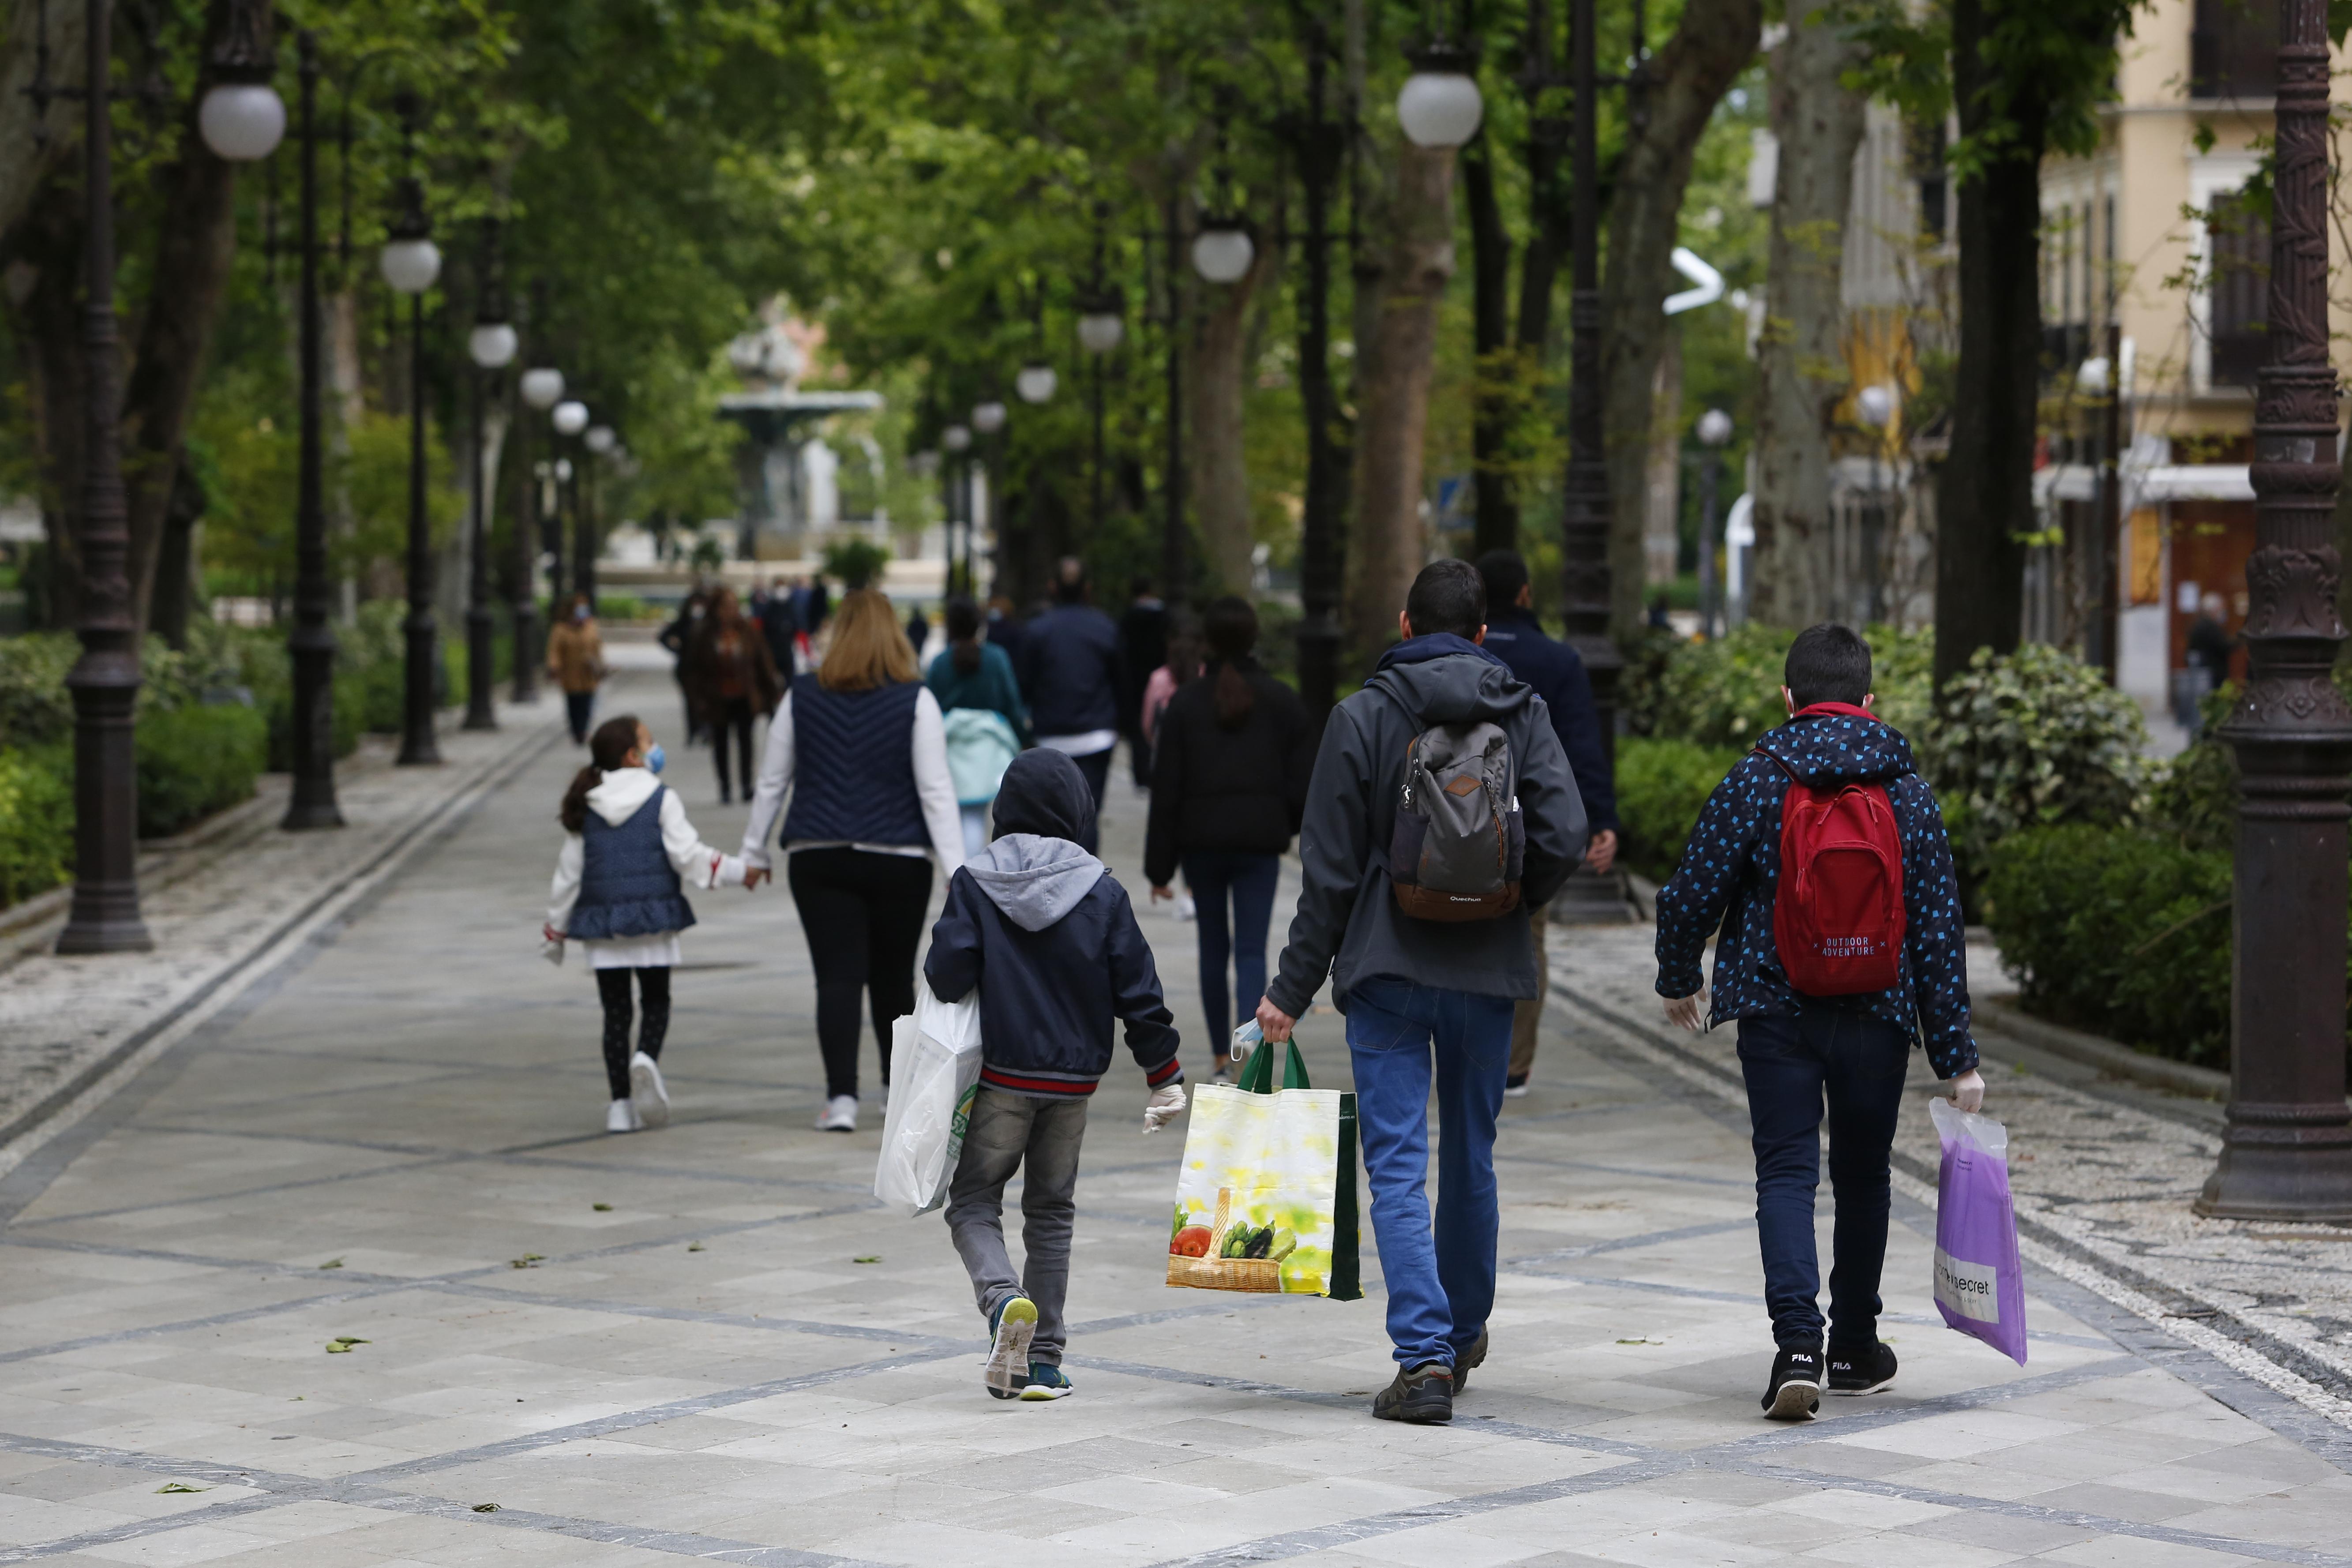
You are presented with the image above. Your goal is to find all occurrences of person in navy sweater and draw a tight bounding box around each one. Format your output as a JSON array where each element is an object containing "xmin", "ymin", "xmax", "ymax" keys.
[
  {"xmin": 1013, "ymin": 559, "xmax": 1127, "ymax": 846},
  {"xmin": 1653, "ymin": 623, "xmax": 1983, "ymax": 1421},
  {"xmin": 926, "ymin": 748, "xmax": 1184, "ymax": 1400},
  {"xmin": 1474, "ymin": 551, "xmax": 1617, "ymax": 1095}
]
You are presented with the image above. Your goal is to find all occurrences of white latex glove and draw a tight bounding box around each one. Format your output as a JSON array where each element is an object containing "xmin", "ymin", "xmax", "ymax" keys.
[
  {"xmin": 1950, "ymin": 1069, "xmax": 1985, "ymax": 1114},
  {"xmin": 1142, "ymin": 1082, "xmax": 1187, "ymax": 1133}
]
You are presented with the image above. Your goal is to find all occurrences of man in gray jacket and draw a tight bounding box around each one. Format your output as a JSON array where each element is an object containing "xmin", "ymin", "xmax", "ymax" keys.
[{"xmin": 1255, "ymin": 559, "xmax": 1587, "ymax": 1425}]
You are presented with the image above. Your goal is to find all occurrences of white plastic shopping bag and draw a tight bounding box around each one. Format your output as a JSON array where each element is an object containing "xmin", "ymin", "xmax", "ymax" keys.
[
  {"xmin": 1930, "ymin": 1096, "xmax": 2028, "ymax": 1365},
  {"xmin": 873, "ymin": 983, "xmax": 983, "ymax": 1218}
]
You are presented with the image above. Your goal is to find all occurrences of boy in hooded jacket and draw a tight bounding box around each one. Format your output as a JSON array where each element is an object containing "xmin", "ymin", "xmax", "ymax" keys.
[
  {"xmin": 1654, "ymin": 623, "xmax": 1986, "ymax": 1422},
  {"xmin": 926, "ymin": 748, "xmax": 1186, "ymax": 1400}
]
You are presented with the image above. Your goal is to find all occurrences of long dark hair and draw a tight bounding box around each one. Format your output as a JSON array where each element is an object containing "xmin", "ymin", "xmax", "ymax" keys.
[
  {"xmin": 1204, "ymin": 596, "xmax": 1259, "ymax": 730},
  {"xmin": 944, "ymin": 593, "xmax": 982, "ymax": 675},
  {"xmin": 561, "ymin": 715, "xmax": 643, "ymax": 833}
]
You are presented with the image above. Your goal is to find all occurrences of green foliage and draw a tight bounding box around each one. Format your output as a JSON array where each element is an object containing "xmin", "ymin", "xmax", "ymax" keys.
[
  {"xmin": 1919, "ymin": 643, "xmax": 2152, "ymax": 881},
  {"xmin": 137, "ymin": 706, "xmax": 267, "ymax": 839},
  {"xmin": 821, "ymin": 538, "xmax": 891, "ymax": 592},
  {"xmin": 2144, "ymin": 682, "xmax": 2242, "ymax": 855},
  {"xmin": 1617, "ymin": 738, "xmax": 1746, "ymax": 882},
  {"xmin": 1622, "ymin": 623, "xmax": 1933, "ymax": 749},
  {"xmin": 0, "ymin": 747, "xmax": 73, "ymax": 908},
  {"xmin": 1983, "ymin": 826, "xmax": 2236, "ymax": 1069}
]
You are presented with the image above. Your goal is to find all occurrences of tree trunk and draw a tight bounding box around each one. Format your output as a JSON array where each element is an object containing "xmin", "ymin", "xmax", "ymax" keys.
[
  {"xmin": 1345, "ymin": 143, "xmax": 1458, "ymax": 663},
  {"xmin": 1464, "ymin": 133, "xmax": 1519, "ymax": 558},
  {"xmin": 1598, "ymin": 0, "xmax": 1764, "ymax": 640},
  {"xmin": 5, "ymin": 170, "xmax": 89, "ymax": 633},
  {"xmin": 1188, "ymin": 232, "xmax": 1272, "ymax": 596},
  {"xmin": 120, "ymin": 0, "xmax": 248, "ymax": 636},
  {"xmin": 1935, "ymin": 0, "xmax": 2044, "ymax": 687},
  {"xmin": 1749, "ymin": 0, "xmax": 1867, "ymax": 628},
  {"xmin": 0, "ymin": 0, "xmax": 85, "ymax": 245},
  {"xmin": 152, "ymin": 459, "xmax": 203, "ymax": 651}
]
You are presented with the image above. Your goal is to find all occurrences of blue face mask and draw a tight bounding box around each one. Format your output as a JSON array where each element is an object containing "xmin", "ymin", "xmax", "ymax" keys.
[{"xmin": 643, "ymin": 743, "xmax": 665, "ymax": 775}]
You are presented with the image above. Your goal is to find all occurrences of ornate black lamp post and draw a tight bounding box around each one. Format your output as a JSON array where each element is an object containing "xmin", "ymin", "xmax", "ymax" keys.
[
  {"xmin": 518, "ymin": 361, "xmax": 564, "ymax": 661},
  {"xmin": 1287, "ymin": 21, "xmax": 1347, "ymax": 720},
  {"xmin": 1695, "ymin": 409, "xmax": 1732, "ymax": 640},
  {"xmin": 943, "ymin": 421, "xmax": 973, "ymax": 595},
  {"xmin": 972, "ymin": 397, "xmax": 1008, "ymax": 596},
  {"xmin": 2198, "ymin": 0, "xmax": 2352, "ymax": 1219},
  {"xmin": 584, "ymin": 420, "xmax": 617, "ymax": 611},
  {"xmin": 552, "ymin": 398, "xmax": 591, "ymax": 609},
  {"xmin": 463, "ymin": 224, "xmax": 516, "ymax": 731},
  {"xmin": 1560, "ymin": 0, "xmax": 1623, "ymax": 751},
  {"xmin": 1077, "ymin": 207, "xmax": 1126, "ymax": 553},
  {"xmin": 379, "ymin": 97, "xmax": 443, "ymax": 769}
]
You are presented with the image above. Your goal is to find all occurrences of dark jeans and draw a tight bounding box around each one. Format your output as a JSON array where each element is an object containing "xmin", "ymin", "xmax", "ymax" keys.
[
  {"xmin": 1346, "ymin": 975, "xmax": 1514, "ymax": 1369},
  {"xmin": 594, "ymin": 967, "xmax": 671, "ymax": 1099},
  {"xmin": 1736, "ymin": 1008, "xmax": 1912, "ymax": 1350},
  {"xmin": 945, "ymin": 1088, "xmax": 1088, "ymax": 1365},
  {"xmin": 711, "ymin": 695, "xmax": 754, "ymax": 802},
  {"xmin": 1182, "ymin": 849, "xmax": 1279, "ymax": 1055},
  {"xmin": 786, "ymin": 847, "xmax": 933, "ymax": 1099},
  {"xmin": 564, "ymin": 690, "xmax": 594, "ymax": 744}
]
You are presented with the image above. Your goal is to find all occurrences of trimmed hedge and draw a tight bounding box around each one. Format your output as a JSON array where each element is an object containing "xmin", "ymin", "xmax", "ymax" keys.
[
  {"xmin": 1617, "ymin": 737, "xmax": 1743, "ymax": 883},
  {"xmin": 0, "ymin": 748, "xmax": 72, "ymax": 907},
  {"xmin": 137, "ymin": 704, "xmax": 268, "ymax": 838}
]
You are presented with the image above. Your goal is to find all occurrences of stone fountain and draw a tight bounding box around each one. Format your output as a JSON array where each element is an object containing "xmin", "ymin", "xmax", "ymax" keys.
[{"xmin": 717, "ymin": 304, "xmax": 883, "ymax": 561}]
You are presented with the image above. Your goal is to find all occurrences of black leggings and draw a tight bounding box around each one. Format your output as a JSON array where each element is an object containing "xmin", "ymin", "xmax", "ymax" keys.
[
  {"xmin": 787, "ymin": 848, "xmax": 933, "ymax": 1099},
  {"xmin": 712, "ymin": 696, "xmax": 755, "ymax": 801},
  {"xmin": 595, "ymin": 967, "xmax": 671, "ymax": 1099}
]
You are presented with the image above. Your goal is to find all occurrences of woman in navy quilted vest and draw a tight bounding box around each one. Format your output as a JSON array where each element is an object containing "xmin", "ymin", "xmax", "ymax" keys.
[
  {"xmin": 546, "ymin": 715, "xmax": 750, "ymax": 1134},
  {"xmin": 740, "ymin": 589, "xmax": 965, "ymax": 1132}
]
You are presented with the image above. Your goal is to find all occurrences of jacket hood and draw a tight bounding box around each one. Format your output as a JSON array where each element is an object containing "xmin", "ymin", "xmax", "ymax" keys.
[
  {"xmin": 967, "ymin": 833, "xmax": 1105, "ymax": 931},
  {"xmin": 585, "ymin": 767, "xmax": 660, "ymax": 825},
  {"xmin": 1754, "ymin": 704, "xmax": 1918, "ymax": 788},
  {"xmin": 1365, "ymin": 634, "xmax": 1531, "ymax": 726}
]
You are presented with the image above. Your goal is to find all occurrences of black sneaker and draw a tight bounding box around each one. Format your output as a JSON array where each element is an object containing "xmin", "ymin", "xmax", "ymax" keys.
[
  {"xmin": 1452, "ymin": 1330, "xmax": 1489, "ymax": 1395},
  {"xmin": 1760, "ymin": 1343, "xmax": 1823, "ymax": 1421},
  {"xmin": 1371, "ymin": 1362, "xmax": 1454, "ymax": 1424},
  {"xmin": 1827, "ymin": 1340, "xmax": 1897, "ymax": 1396}
]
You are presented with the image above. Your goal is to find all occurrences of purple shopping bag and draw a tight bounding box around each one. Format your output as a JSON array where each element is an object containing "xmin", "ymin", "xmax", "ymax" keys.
[{"xmin": 1930, "ymin": 1097, "xmax": 2027, "ymax": 1365}]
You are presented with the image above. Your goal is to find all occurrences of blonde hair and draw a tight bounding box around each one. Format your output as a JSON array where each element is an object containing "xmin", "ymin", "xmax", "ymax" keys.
[{"xmin": 818, "ymin": 588, "xmax": 919, "ymax": 691}]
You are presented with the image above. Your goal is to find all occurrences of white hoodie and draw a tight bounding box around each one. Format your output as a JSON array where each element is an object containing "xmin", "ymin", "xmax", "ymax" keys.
[{"xmin": 547, "ymin": 768, "xmax": 746, "ymax": 969}]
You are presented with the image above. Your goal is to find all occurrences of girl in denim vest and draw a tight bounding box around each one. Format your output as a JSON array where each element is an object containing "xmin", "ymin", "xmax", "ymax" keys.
[{"xmin": 547, "ymin": 714, "xmax": 750, "ymax": 1133}]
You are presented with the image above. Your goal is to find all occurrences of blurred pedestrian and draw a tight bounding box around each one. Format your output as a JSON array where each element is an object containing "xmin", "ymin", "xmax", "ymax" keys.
[
  {"xmin": 740, "ymin": 588, "xmax": 964, "ymax": 1132},
  {"xmin": 1119, "ymin": 576, "xmax": 1170, "ymax": 788},
  {"xmin": 1137, "ymin": 609, "xmax": 1204, "ymax": 768},
  {"xmin": 927, "ymin": 593, "xmax": 1030, "ymax": 856},
  {"xmin": 755, "ymin": 577, "xmax": 801, "ymax": 679},
  {"xmin": 985, "ymin": 594, "xmax": 1026, "ymax": 661},
  {"xmin": 656, "ymin": 585, "xmax": 711, "ymax": 744},
  {"xmin": 2182, "ymin": 591, "xmax": 2237, "ymax": 736},
  {"xmin": 906, "ymin": 601, "xmax": 933, "ymax": 664},
  {"xmin": 1014, "ymin": 558, "xmax": 1125, "ymax": 849},
  {"xmin": 1144, "ymin": 597, "xmax": 1311, "ymax": 1077},
  {"xmin": 683, "ymin": 588, "xmax": 784, "ymax": 806},
  {"xmin": 546, "ymin": 593, "xmax": 607, "ymax": 745}
]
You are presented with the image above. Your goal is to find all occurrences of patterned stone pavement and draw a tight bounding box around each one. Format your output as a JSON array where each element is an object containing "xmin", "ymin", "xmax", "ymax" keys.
[{"xmin": 0, "ymin": 659, "xmax": 2346, "ymax": 1565}]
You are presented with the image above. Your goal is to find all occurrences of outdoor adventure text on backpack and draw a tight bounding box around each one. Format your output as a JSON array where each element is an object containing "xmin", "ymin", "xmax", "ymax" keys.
[
  {"xmin": 1388, "ymin": 719, "xmax": 1524, "ymax": 922},
  {"xmin": 1756, "ymin": 743, "xmax": 1906, "ymax": 994}
]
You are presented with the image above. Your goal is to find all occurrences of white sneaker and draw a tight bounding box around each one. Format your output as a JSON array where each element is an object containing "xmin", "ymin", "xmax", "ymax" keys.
[
  {"xmin": 630, "ymin": 1052, "xmax": 670, "ymax": 1128},
  {"xmin": 1174, "ymin": 895, "xmax": 1197, "ymax": 922},
  {"xmin": 816, "ymin": 1094, "xmax": 858, "ymax": 1133},
  {"xmin": 605, "ymin": 1099, "xmax": 641, "ymax": 1134}
]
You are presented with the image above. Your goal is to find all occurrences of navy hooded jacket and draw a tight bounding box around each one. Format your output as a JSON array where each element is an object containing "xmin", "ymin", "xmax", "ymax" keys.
[
  {"xmin": 1652, "ymin": 706, "xmax": 1979, "ymax": 1080},
  {"xmin": 1478, "ymin": 608, "xmax": 1619, "ymax": 833},
  {"xmin": 925, "ymin": 749, "xmax": 1182, "ymax": 1099}
]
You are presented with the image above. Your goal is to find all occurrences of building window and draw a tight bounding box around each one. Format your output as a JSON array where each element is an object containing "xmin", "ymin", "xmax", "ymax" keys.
[
  {"xmin": 2192, "ymin": 0, "xmax": 2277, "ymax": 98},
  {"xmin": 2207, "ymin": 184, "xmax": 2268, "ymax": 388}
]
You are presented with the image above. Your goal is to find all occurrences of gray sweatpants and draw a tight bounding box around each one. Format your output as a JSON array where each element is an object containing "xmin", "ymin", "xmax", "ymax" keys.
[{"xmin": 945, "ymin": 1088, "xmax": 1089, "ymax": 1366}]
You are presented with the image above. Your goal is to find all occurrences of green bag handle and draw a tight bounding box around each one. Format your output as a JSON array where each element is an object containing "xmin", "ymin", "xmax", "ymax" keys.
[{"xmin": 1235, "ymin": 1036, "xmax": 1313, "ymax": 1093}]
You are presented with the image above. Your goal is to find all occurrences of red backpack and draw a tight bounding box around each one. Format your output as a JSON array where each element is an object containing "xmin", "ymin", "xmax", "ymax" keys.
[{"xmin": 1754, "ymin": 712, "xmax": 1906, "ymax": 996}]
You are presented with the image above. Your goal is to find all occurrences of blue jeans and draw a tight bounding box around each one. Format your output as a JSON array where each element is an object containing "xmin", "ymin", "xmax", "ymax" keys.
[
  {"xmin": 1345, "ymin": 975, "xmax": 1514, "ymax": 1369},
  {"xmin": 1183, "ymin": 850, "xmax": 1279, "ymax": 1054},
  {"xmin": 1736, "ymin": 1008, "xmax": 1911, "ymax": 1349}
]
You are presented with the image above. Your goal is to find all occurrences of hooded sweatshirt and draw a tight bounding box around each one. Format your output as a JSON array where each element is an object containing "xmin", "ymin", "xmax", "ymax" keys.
[
  {"xmin": 1652, "ymin": 705, "xmax": 1978, "ymax": 1080},
  {"xmin": 1266, "ymin": 634, "xmax": 1589, "ymax": 1017},
  {"xmin": 924, "ymin": 750, "xmax": 1182, "ymax": 1098}
]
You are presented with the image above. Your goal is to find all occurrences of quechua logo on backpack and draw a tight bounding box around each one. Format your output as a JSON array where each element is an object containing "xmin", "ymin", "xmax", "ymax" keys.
[
  {"xmin": 1388, "ymin": 720, "xmax": 1524, "ymax": 922},
  {"xmin": 1755, "ymin": 741, "xmax": 1906, "ymax": 994}
]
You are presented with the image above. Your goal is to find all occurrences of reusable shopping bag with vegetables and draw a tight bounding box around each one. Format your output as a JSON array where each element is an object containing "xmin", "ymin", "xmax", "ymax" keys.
[{"xmin": 1166, "ymin": 1026, "xmax": 1361, "ymax": 1299}]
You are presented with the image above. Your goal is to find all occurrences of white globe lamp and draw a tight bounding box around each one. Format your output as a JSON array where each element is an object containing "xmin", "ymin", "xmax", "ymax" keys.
[
  {"xmin": 199, "ymin": 83, "xmax": 287, "ymax": 161},
  {"xmin": 1697, "ymin": 408, "xmax": 1733, "ymax": 447},
  {"xmin": 972, "ymin": 400, "xmax": 1008, "ymax": 435},
  {"xmin": 552, "ymin": 400, "xmax": 589, "ymax": 437},
  {"xmin": 467, "ymin": 322, "xmax": 518, "ymax": 371},
  {"xmin": 943, "ymin": 424, "xmax": 972, "ymax": 453},
  {"xmin": 1191, "ymin": 221, "xmax": 1254, "ymax": 285},
  {"xmin": 585, "ymin": 424, "xmax": 617, "ymax": 455},
  {"xmin": 1077, "ymin": 309, "xmax": 1125, "ymax": 356},
  {"xmin": 1016, "ymin": 363, "xmax": 1058, "ymax": 405},
  {"xmin": 379, "ymin": 236, "xmax": 441, "ymax": 295},
  {"xmin": 520, "ymin": 367, "xmax": 565, "ymax": 409},
  {"xmin": 1855, "ymin": 383, "xmax": 1897, "ymax": 430},
  {"xmin": 1396, "ymin": 45, "xmax": 1485, "ymax": 150}
]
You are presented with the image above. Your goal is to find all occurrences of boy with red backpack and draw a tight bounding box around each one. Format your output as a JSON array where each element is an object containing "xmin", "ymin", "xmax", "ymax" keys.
[{"xmin": 1654, "ymin": 623, "xmax": 1985, "ymax": 1422}]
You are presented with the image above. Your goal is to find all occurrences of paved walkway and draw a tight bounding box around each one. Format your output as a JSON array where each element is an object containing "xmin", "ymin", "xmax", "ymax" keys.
[{"xmin": 0, "ymin": 660, "xmax": 2347, "ymax": 1566}]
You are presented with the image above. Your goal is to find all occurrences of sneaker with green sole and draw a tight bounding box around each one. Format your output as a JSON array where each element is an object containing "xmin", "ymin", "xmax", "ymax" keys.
[
  {"xmin": 983, "ymin": 1296, "xmax": 1037, "ymax": 1397},
  {"xmin": 1018, "ymin": 1362, "xmax": 1073, "ymax": 1400}
]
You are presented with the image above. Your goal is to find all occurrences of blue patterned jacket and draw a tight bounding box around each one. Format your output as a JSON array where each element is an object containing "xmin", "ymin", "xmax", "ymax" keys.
[{"xmin": 1652, "ymin": 706, "xmax": 1978, "ymax": 1080}]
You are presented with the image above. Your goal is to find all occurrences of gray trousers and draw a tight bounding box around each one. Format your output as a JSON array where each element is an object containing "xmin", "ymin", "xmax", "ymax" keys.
[{"xmin": 945, "ymin": 1088, "xmax": 1089, "ymax": 1366}]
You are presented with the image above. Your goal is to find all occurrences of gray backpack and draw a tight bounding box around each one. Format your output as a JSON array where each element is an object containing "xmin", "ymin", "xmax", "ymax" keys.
[{"xmin": 1386, "ymin": 717, "xmax": 1525, "ymax": 922}]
